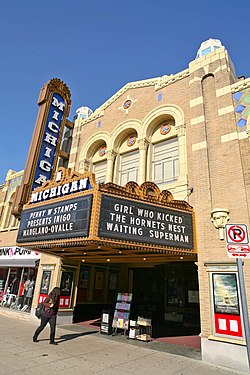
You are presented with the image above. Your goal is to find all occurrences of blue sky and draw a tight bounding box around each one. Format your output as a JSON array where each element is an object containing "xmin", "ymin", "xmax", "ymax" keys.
[{"xmin": 0, "ymin": 0, "xmax": 249, "ymax": 183}]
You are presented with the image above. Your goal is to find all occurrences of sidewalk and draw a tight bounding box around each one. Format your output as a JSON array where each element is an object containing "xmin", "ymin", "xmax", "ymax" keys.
[{"xmin": 0, "ymin": 308, "xmax": 247, "ymax": 375}]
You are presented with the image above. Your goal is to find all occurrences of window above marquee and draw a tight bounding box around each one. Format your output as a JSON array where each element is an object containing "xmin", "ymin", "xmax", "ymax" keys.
[
  {"xmin": 119, "ymin": 150, "xmax": 139, "ymax": 186},
  {"xmin": 152, "ymin": 138, "xmax": 179, "ymax": 185},
  {"xmin": 93, "ymin": 160, "xmax": 107, "ymax": 184}
]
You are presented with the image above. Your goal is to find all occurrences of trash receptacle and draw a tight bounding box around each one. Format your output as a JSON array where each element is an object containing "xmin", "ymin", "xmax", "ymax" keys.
[{"xmin": 100, "ymin": 310, "xmax": 113, "ymax": 335}]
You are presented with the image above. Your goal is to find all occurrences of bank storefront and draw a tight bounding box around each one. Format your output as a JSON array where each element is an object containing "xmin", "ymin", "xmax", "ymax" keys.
[{"xmin": 15, "ymin": 168, "xmax": 199, "ymax": 336}]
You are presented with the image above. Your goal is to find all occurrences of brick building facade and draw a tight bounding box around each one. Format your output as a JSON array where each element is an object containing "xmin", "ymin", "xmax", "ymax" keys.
[{"xmin": 12, "ymin": 39, "xmax": 250, "ymax": 371}]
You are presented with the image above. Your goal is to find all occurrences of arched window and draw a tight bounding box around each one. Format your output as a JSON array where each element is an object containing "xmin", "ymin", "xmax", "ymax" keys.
[
  {"xmin": 93, "ymin": 160, "xmax": 107, "ymax": 184},
  {"xmin": 115, "ymin": 132, "xmax": 139, "ymax": 185},
  {"xmin": 119, "ymin": 150, "xmax": 139, "ymax": 185},
  {"xmin": 152, "ymin": 137, "xmax": 179, "ymax": 185},
  {"xmin": 149, "ymin": 118, "xmax": 179, "ymax": 186},
  {"xmin": 91, "ymin": 143, "xmax": 107, "ymax": 184}
]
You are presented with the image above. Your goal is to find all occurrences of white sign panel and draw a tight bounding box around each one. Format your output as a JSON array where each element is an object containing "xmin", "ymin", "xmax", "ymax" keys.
[
  {"xmin": 0, "ymin": 246, "xmax": 40, "ymax": 260},
  {"xmin": 227, "ymin": 244, "xmax": 250, "ymax": 259},
  {"xmin": 225, "ymin": 224, "xmax": 250, "ymax": 259}
]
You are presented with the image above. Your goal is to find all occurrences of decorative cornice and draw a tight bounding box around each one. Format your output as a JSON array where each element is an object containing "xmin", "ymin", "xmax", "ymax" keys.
[
  {"xmin": 99, "ymin": 181, "xmax": 193, "ymax": 212},
  {"xmin": 47, "ymin": 78, "xmax": 71, "ymax": 99},
  {"xmin": 38, "ymin": 78, "xmax": 72, "ymax": 117},
  {"xmin": 155, "ymin": 69, "xmax": 189, "ymax": 91},
  {"xmin": 6, "ymin": 170, "xmax": 24, "ymax": 181},
  {"xmin": 231, "ymin": 77, "xmax": 250, "ymax": 93},
  {"xmin": 77, "ymin": 69, "xmax": 190, "ymax": 126}
]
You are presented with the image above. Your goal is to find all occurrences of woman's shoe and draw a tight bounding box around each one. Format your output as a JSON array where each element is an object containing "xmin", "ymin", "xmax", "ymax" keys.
[{"xmin": 49, "ymin": 341, "xmax": 58, "ymax": 345}]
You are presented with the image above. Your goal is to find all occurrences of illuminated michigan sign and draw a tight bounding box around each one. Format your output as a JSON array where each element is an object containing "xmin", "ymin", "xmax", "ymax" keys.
[
  {"xmin": 12, "ymin": 79, "xmax": 71, "ymax": 218},
  {"xmin": 32, "ymin": 93, "xmax": 66, "ymax": 191}
]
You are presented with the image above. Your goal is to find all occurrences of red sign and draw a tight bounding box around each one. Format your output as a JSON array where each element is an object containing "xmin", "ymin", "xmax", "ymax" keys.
[
  {"xmin": 38, "ymin": 294, "xmax": 48, "ymax": 304},
  {"xmin": 227, "ymin": 244, "xmax": 250, "ymax": 259},
  {"xmin": 225, "ymin": 224, "xmax": 249, "ymax": 244},
  {"xmin": 225, "ymin": 224, "xmax": 249, "ymax": 258},
  {"xmin": 59, "ymin": 295, "xmax": 71, "ymax": 308},
  {"xmin": 214, "ymin": 313, "xmax": 243, "ymax": 337}
]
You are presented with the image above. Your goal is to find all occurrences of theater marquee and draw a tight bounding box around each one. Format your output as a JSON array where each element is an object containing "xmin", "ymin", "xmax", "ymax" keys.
[
  {"xmin": 98, "ymin": 195, "xmax": 193, "ymax": 250},
  {"xmin": 16, "ymin": 168, "xmax": 197, "ymax": 261},
  {"xmin": 17, "ymin": 195, "xmax": 92, "ymax": 243}
]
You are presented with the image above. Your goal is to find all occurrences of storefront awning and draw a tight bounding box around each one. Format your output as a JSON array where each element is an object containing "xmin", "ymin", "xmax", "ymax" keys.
[
  {"xmin": 0, "ymin": 259, "xmax": 39, "ymax": 267},
  {"xmin": 0, "ymin": 247, "xmax": 40, "ymax": 268}
]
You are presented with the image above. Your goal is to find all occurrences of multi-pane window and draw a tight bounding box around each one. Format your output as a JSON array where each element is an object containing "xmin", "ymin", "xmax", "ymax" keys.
[
  {"xmin": 152, "ymin": 138, "xmax": 179, "ymax": 185},
  {"xmin": 93, "ymin": 160, "xmax": 107, "ymax": 184},
  {"xmin": 119, "ymin": 150, "xmax": 139, "ymax": 185}
]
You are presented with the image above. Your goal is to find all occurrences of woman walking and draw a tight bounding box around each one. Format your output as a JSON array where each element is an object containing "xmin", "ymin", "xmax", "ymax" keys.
[{"xmin": 33, "ymin": 287, "xmax": 60, "ymax": 345}]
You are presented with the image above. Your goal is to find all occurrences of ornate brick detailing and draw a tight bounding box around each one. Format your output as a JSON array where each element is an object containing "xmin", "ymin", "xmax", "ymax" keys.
[
  {"xmin": 106, "ymin": 150, "xmax": 117, "ymax": 161},
  {"xmin": 138, "ymin": 138, "xmax": 149, "ymax": 151},
  {"xmin": 77, "ymin": 70, "xmax": 189, "ymax": 126},
  {"xmin": 175, "ymin": 123, "xmax": 186, "ymax": 137},
  {"xmin": 155, "ymin": 69, "xmax": 189, "ymax": 91},
  {"xmin": 80, "ymin": 159, "xmax": 90, "ymax": 172},
  {"xmin": 231, "ymin": 77, "xmax": 250, "ymax": 93},
  {"xmin": 99, "ymin": 181, "xmax": 192, "ymax": 212}
]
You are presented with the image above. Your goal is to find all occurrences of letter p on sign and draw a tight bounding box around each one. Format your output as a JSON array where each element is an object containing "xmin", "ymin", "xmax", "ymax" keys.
[{"xmin": 225, "ymin": 224, "xmax": 249, "ymax": 244}]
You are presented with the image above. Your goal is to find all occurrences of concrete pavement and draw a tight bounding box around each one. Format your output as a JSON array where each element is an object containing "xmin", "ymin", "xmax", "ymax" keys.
[{"xmin": 0, "ymin": 307, "xmax": 247, "ymax": 374}]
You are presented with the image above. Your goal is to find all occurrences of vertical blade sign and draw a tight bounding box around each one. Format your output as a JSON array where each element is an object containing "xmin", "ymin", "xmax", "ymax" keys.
[{"xmin": 32, "ymin": 93, "xmax": 65, "ymax": 191}]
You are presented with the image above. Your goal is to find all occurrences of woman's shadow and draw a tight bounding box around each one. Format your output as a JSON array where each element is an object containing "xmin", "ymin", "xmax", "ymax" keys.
[{"xmin": 56, "ymin": 330, "xmax": 99, "ymax": 343}]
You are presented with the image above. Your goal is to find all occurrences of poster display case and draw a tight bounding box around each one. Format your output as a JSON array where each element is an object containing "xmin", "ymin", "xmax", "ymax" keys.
[
  {"xmin": 211, "ymin": 273, "xmax": 243, "ymax": 338},
  {"xmin": 59, "ymin": 270, "xmax": 74, "ymax": 308},
  {"xmin": 112, "ymin": 292, "xmax": 133, "ymax": 334}
]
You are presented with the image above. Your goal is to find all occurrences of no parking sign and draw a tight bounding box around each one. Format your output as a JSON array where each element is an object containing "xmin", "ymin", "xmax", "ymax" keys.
[
  {"xmin": 225, "ymin": 224, "xmax": 250, "ymax": 259},
  {"xmin": 225, "ymin": 224, "xmax": 249, "ymax": 244}
]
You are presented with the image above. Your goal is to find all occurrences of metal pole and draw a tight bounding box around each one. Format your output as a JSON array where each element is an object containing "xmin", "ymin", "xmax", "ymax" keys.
[
  {"xmin": 4, "ymin": 268, "xmax": 11, "ymax": 294},
  {"xmin": 237, "ymin": 258, "xmax": 250, "ymax": 370}
]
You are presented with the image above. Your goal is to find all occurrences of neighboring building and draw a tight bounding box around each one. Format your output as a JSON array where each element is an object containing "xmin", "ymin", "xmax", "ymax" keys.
[
  {"xmin": 14, "ymin": 39, "xmax": 250, "ymax": 372},
  {"xmin": 0, "ymin": 170, "xmax": 40, "ymax": 308}
]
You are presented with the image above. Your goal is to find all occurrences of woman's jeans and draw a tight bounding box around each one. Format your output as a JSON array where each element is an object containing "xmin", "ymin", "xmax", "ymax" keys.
[{"xmin": 33, "ymin": 315, "xmax": 57, "ymax": 343}]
